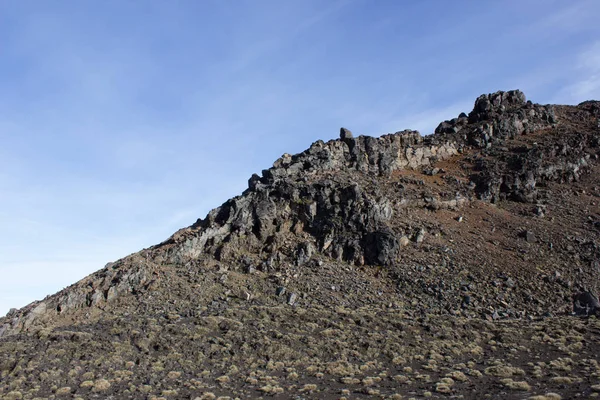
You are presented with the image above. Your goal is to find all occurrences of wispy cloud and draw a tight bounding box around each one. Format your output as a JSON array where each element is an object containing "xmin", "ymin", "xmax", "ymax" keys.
[
  {"xmin": 524, "ymin": 0, "xmax": 599, "ymax": 34},
  {"xmin": 557, "ymin": 42, "xmax": 600, "ymax": 102}
]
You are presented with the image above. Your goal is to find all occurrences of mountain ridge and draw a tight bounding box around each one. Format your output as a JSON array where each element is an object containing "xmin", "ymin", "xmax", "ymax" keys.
[
  {"xmin": 2, "ymin": 89, "xmax": 600, "ymax": 399},
  {"xmin": 2, "ymin": 89, "xmax": 597, "ymax": 337}
]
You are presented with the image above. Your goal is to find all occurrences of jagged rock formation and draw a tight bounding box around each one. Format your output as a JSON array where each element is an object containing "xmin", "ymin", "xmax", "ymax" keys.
[{"xmin": 2, "ymin": 90, "xmax": 600, "ymax": 399}]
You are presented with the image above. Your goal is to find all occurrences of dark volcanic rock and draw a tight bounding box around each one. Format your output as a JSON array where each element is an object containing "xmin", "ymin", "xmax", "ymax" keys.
[
  {"xmin": 363, "ymin": 230, "xmax": 400, "ymax": 266},
  {"xmin": 469, "ymin": 90, "xmax": 527, "ymax": 123},
  {"xmin": 573, "ymin": 291, "xmax": 600, "ymax": 316},
  {"xmin": 340, "ymin": 127, "xmax": 353, "ymax": 139}
]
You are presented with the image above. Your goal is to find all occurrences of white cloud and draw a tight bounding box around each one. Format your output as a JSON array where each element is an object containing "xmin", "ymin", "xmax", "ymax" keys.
[{"xmin": 532, "ymin": 0, "xmax": 598, "ymax": 33}]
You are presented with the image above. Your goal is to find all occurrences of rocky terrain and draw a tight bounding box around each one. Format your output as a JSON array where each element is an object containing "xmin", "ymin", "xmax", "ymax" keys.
[{"xmin": 1, "ymin": 90, "xmax": 600, "ymax": 399}]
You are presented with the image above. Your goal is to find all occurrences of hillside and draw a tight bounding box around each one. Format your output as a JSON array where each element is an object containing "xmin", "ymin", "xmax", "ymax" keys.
[{"xmin": 1, "ymin": 90, "xmax": 600, "ymax": 399}]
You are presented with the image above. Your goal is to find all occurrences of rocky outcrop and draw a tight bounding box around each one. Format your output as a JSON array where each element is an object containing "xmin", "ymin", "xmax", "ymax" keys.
[
  {"xmin": 471, "ymin": 148, "xmax": 592, "ymax": 203},
  {"xmin": 159, "ymin": 129, "xmax": 460, "ymax": 270},
  {"xmin": 435, "ymin": 91, "xmax": 597, "ymax": 203},
  {"xmin": 436, "ymin": 90, "xmax": 556, "ymax": 148},
  {"xmin": 573, "ymin": 292, "xmax": 600, "ymax": 316},
  {"xmin": 260, "ymin": 130, "xmax": 457, "ymax": 181},
  {"xmin": 466, "ymin": 94, "xmax": 596, "ymax": 203},
  {"xmin": 339, "ymin": 127, "xmax": 353, "ymax": 139}
]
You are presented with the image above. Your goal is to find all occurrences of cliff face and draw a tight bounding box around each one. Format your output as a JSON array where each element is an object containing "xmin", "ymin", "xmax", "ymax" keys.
[{"xmin": 1, "ymin": 90, "xmax": 600, "ymax": 399}]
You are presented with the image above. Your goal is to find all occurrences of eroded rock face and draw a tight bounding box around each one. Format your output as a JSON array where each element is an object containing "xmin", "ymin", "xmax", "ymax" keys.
[
  {"xmin": 160, "ymin": 129, "xmax": 459, "ymax": 270},
  {"xmin": 471, "ymin": 149, "xmax": 591, "ymax": 203},
  {"xmin": 261, "ymin": 129, "xmax": 457, "ymax": 181},
  {"xmin": 167, "ymin": 177, "xmax": 399, "ymax": 268},
  {"xmin": 468, "ymin": 108, "xmax": 595, "ymax": 203}
]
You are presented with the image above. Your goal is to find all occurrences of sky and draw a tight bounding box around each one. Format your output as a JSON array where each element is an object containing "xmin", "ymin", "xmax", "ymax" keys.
[{"xmin": 1, "ymin": 0, "xmax": 600, "ymax": 316}]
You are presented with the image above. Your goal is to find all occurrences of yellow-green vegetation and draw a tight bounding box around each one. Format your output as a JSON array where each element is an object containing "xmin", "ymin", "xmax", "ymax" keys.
[
  {"xmin": 502, "ymin": 379, "xmax": 532, "ymax": 391},
  {"xmin": 1, "ymin": 304, "xmax": 600, "ymax": 398}
]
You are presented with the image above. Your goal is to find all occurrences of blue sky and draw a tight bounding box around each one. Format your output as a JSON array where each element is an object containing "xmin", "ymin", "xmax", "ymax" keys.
[{"xmin": 1, "ymin": 0, "xmax": 599, "ymax": 316}]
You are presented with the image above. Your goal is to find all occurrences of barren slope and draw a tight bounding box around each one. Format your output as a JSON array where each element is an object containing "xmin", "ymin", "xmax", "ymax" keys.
[{"xmin": 1, "ymin": 90, "xmax": 600, "ymax": 399}]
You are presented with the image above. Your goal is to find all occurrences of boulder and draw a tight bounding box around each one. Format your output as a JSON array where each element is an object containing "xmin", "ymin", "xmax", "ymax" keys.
[
  {"xmin": 340, "ymin": 127, "xmax": 353, "ymax": 140},
  {"xmin": 573, "ymin": 292, "xmax": 600, "ymax": 316}
]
